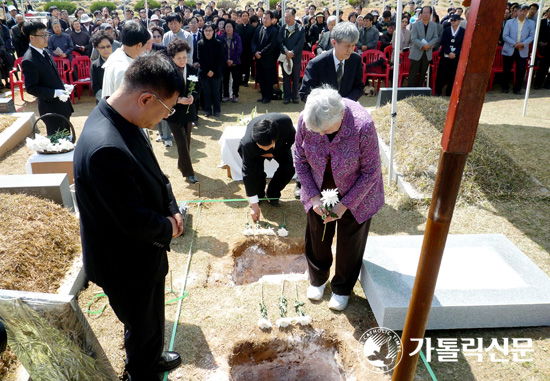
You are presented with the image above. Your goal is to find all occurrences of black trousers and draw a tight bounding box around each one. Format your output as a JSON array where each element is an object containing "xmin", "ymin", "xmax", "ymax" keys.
[
  {"xmin": 257, "ymin": 62, "xmax": 276, "ymax": 99},
  {"xmin": 102, "ymin": 280, "xmax": 165, "ymax": 380},
  {"xmin": 222, "ymin": 64, "xmax": 241, "ymax": 97},
  {"xmin": 256, "ymin": 149, "xmax": 295, "ymax": 199},
  {"xmin": 168, "ymin": 120, "xmax": 194, "ymax": 177},
  {"xmin": 435, "ymin": 56, "xmax": 459, "ymax": 96},
  {"xmin": 408, "ymin": 52, "xmax": 430, "ymax": 87},
  {"xmin": 241, "ymin": 51, "xmax": 253, "ymax": 83},
  {"xmin": 305, "ymin": 209, "xmax": 372, "ymax": 296},
  {"xmin": 282, "ymin": 56, "xmax": 301, "ymax": 101},
  {"xmin": 534, "ymin": 50, "xmax": 550, "ymax": 88},
  {"xmin": 502, "ymin": 49, "xmax": 527, "ymax": 92}
]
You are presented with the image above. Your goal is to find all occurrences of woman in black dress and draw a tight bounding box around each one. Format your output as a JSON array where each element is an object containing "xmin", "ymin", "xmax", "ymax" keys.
[
  {"xmin": 197, "ymin": 22, "xmax": 223, "ymax": 117},
  {"xmin": 166, "ymin": 39, "xmax": 199, "ymax": 184}
]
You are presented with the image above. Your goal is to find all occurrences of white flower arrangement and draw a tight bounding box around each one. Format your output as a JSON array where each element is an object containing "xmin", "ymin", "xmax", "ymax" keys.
[
  {"xmin": 320, "ymin": 188, "xmax": 340, "ymax": 241},
  {"xmin": 26, "ymin": 135, "xmax": 74, "ymax": 154},
  {"xmin": 293, "ymin": 315, "xmax": 312, "ymax": 326}
]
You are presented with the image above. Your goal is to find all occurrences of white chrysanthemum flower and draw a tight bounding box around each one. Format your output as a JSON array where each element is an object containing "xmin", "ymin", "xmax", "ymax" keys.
[
  {"xmin": 295, "ymin": 315, "xmax": 312, "ymax": 325},
  {"xmin": 243, "ymin": 227, "xmax": 255, "ymax": 236},
  {"xmin": 187, "ymin": 75, "xmax": 199, "ymax": 82},
  {"xmin": 321, "ymin": 188, "xmax": 339, "ymax": 208},
  {"xmin": 258, "ymin": 318, "xmax": 272, "ymax": 329},
  {"xmin": 263, "ymin": 228, "xmax": 276, "ymax": 236},
  {"xmin": 277, "ymin": 228, "xmax": 289, "ymax": 237},
  {"xmin": 26, "ymin": 136, "xmax": 74, "ymax": 153},
  {"xmin": 276, "ymin": 317, "xmax": 292, "ymax": 328}
]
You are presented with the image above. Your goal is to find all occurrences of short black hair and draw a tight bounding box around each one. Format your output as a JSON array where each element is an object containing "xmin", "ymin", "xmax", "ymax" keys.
[
  {"xmin": 250, "ymin": 15, "xmax": 259, "ymax": 23},
  {"xmin": 388, "ymin": 21, "xmax": 396, "ymax": 28},
  {"xmin": 166, "ymin": 12, "xmax": 182, "ymax": 23},
  {"xmin": 224, "ymin": 19, "xmax": 235, "ymax": 29},
  {"xmin": 121, "ymin": 21, "xmax": 151, "ymax": 47},
  {"xmin": 382, "ymin": 10, "xmax": 391, "ymax": 18},
  {"xmin": 529, "ymin": 3, "xmax": 539, "ymax": 10},
  {"xmin": 286, "ymin": 7, "xmax": 296, "ymax": 16},
  {"xmin": 22, "ymin": 20, "xmax": 46, "ymax": 37},
  {"xmin": 264, "ymin": 10, "xmax": 273, "ymax": 19},
  {"xmin": 252, "ymin": 119, "xmax": 279, "ymax": 146},
  {"xmin": 150, "ymin": 26, "xmax": 164, "ymax": 36},
  {"xmin": 422, "ymin": 5, "xmax": 433, "ymax": 14},
  {"xmin": 167, "ymin": 38, "xmax": 190, "ymax": 57},
  {"xmin": 365, "ymin": 13, "xmax": 374, "ymax": 21},
  {"xmin": 124, "ymin": 52, "xmax": 184, "ymax": 99},
  {"xmin": 91, "ymin": 30, "xmax": 113, "ymax": 47}
]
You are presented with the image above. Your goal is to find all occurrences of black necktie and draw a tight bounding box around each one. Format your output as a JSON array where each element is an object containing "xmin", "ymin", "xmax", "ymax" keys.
[
  {"xmin": 43, "ymin": 50, "xmax": 57, "ymax": 70},
  {"xmin": 336, "ymin": 61, "xmax": 343, "ymax": 89}
]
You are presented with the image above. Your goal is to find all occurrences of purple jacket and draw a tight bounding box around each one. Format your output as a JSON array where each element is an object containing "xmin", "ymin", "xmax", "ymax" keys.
[
  {"xmin": 220, "ymin": 33, "xmax": 243, "ymax": 65},
  {"xmin": 294, "ymin": 98, "xmax": 385, "ymax": 223}
]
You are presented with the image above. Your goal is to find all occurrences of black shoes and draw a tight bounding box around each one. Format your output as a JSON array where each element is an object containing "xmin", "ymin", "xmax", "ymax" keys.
[
  {"xmin": 283, "ymin": 99, "xmax": 290, "ymax": 104},
  {"xmin": 257, "ymin": 97, "xmax": 264, "ymax": 102},
  {"xmin": 269, "ymin": 198, "xmax": 281, "ymax": 207},
  {"xmin": 152, "ymin": 351, "xmax": 181, "ymax": 373},
  {"xmin": 292, "ymin": 99, "xmax": 299, "ymax": 104},
  {"xmin": 262, "ymin": 98, "xmax": 271, "ymax": 104},
  {"xmin": 187, "ymin": 175, "xmax": 199, "ymax": 184}
]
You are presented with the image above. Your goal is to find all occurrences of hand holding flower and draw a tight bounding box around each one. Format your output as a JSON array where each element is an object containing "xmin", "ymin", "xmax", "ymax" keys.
[{"xmin": 323, "ymin": 202, "xmax": 347, "ymax": 223}]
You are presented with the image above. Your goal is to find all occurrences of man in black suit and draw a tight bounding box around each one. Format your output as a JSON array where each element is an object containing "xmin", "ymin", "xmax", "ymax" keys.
[
  {"xmin": 22, "ymin": 21, "xmax": 73, "ymax": 136},
  {"xmin": 236, "ymin": 10, "xmax": 256, "ymax": 86},
  {"xmin": 252, "ymin": 10, "xmax": 279, "ymax": 103},
  {"xmin": 73, "ymin": 52, "xmax": 184, "ymax": 379},
  {"xmin": 238, "ymin": 113, "xmax": 295, "ymax": 221},
  {"xmin": 300, "ymin": 21, "xmax": 364, "ymax": 102},
  {"xmin": 279, "ymin": 8, "xmax": 306, "ymax": 104},
  {"xmin": 11, "ymin": 15, "xmax": 28, "ymax": 58}
]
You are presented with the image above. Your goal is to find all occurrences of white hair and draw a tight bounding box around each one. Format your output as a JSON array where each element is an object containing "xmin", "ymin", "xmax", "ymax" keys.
[
  {"xmin": 326, "ymin": 15, "xmax": 337, "ymax": 25},
  {"xmin": 303, "ymin": 86, "xmax": 345, "ymax": 133}
]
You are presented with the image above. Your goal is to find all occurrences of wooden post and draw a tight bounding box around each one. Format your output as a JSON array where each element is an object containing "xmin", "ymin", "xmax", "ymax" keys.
[{"xmin": 391, "ymin": 0, "xmax": 507, "ymax": 379}]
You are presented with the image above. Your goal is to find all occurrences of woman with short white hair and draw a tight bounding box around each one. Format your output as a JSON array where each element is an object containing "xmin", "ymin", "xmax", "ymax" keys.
[{"xmin": 294, "ymin": 86, "xmax": 385, "ymax": 311}]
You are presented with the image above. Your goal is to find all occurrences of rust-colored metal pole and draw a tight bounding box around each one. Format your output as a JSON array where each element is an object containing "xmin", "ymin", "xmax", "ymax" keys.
[{"xmin": 392, "ymin": 0, "xmax": 507, "ymax": 380}]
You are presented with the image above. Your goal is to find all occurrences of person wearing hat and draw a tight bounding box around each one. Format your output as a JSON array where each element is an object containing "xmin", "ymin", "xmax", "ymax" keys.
[
  {"xmin": 80, "ymin": 13, "xmax": 93, "ymax": 34},
  {"xmin": 90, "ymin": 23, "xmax": 121, "ymax": 60},
  {"xmin": 6, "ymin": 5, "xmax": 18, "ymax": 29},
  {"xmin": 501, "ymin": 4, "xmax": 535, "ymax": 94},
  {"xmin": 278, "ymin": 8, "xmax": 305, "ymax": 104},
  {"xmin": 150, "ymin": 14, "xmax": 161, "ymax": 27},
  {"xmin": 307, "ymin": 12, "xmax": 325, "ymax": 47},
  {"xmin": 434, "ymin": 14, "xmax": 464, "ymax": 96},
  {"xmin": 440, "ymin": 6, "xmax": 456, "ymax": 25}
]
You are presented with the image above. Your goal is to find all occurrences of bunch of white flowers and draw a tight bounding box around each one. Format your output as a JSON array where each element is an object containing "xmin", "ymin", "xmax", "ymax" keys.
[
  {"xmin": 320, "ymin": 188, "xmax": 339, "ymax": 241},
  {"xmin": 26, "ymin": 135, "xmax": 74, "ymax": 154}
]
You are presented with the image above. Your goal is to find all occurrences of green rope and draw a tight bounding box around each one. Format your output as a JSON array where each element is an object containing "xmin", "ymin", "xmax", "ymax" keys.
[
  {"xmin": 420, "ymin": 350, "xmax": 438, "ymax": 381},
  {"xmin": 86, "ymin": 293, "xmax": 107, "ymax": 316},
  {"xmin": 178, "ymin": 197, "xmax": 283, "ymax": 204},
  {"xmin": 163, "ymin": 202, "xmax": 202, "ymax": 381}
]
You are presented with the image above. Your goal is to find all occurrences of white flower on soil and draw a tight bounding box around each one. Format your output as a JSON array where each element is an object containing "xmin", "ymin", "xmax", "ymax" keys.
[
  {"xmin": 243, "ymin": 227, "xmax": 255, "ymax": 236},
  {"xmin": 258, "ymin": 318, "xmax": 272, "ymax": 329},
  {"xmin": 320, "ymin": 188, "xmax": 339, "ymax": 208},
  {"xmin": 275, "ymin": 317, "xmax": 293, "ymax": 328},
  {"xmin": 277, "ymin": 227, "xmax": 289, "ymax": 237},
  {"xmin": 293, "ymin": 315, "xmax": 312, "ymax": 326}
]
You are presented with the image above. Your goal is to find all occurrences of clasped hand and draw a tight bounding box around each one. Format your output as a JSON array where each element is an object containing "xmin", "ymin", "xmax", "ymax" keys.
[
  {"xmin": 310, "ymin": 195, "xmax": 347, "ymax": 224},
  {"xmin": 168, "ymin": 213, "xmax": 184, "ymax": 238},
  {"xmin": 178, "ymin": 95, "xmax": 194, "ymax": 105}
]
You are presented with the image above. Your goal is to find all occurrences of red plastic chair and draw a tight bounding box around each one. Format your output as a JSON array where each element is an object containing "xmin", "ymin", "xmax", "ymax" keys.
[
  {"xmin": 361, "ymin": 50, "xmax": 390, "ymax": 90},
  {"xmin": 72, "ymin": 51, "xmax": 81, "ymax": 58},
  {"xmin": 430, "ymin": 50, "xmax": 440, "ymax": 95},
  {"xmin": 398, "ymin": 50, "xmax": 410, "ymax": 86},
  {"xmin": 9, "ymin": 57, "xmax": 25, "ymax": 101},
  {"xmin": 376, "ymin": 40, "xmax": 381, "ymax": 51},
  {"xmin": 311, "ymin": 43, "xmax": 318, "ymax": 55},
  {"xmin": 383, "ymin": 45, "xmax": 393, "ymax": 61},
  {"xmin": 70, "ymin": 55, "xmax": 92, "ymax": 103},
  {"xmin": 300, "ymin": 51, "xmax": 315, "ymax": 79},
  {"xmin": 52, "ymin": 56, "xmax": 71, "ymax": 84}
]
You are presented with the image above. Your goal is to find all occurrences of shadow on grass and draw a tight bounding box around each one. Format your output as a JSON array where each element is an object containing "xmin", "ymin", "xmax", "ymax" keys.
[{"xmin": 169, "ymin": 322, "xmax": 218, "ymax": 370}]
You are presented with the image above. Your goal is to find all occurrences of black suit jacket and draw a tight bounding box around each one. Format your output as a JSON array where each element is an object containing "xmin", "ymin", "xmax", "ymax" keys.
[
  {"xmin": 252, "ymin": 24, "xmax": 279, "ymax": 67},
  {"xmin": 238, "ymin": 113, "xmax": 295, "ymax": 197},
  {"xmin": 11, "ymin": 24, "xmax": 29, "ymax": 58},
  {"xmin": 22, "ymin": 47, "xmax": 73, "ymax": 121},
  {"xmin": 299, "ymin": 49, "xmax": 364, "ymax": 102},
  {"xmin": 73, "ymin": 99, "xmax": 180, "ymax": 289},
  {"xmin": 236, "ymin": 23, "xmax": 256, "ymax": 55}
]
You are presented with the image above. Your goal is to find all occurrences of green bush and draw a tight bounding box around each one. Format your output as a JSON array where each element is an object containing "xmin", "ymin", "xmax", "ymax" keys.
[
  {"xmin": 184, "ymin": 1, "xmax": 197, "ymax": 8},
  {"xmin": 41, "ymin": 1, "xmax": 76, "ymax": 14},
  {"xmin": 134, "ymin": 0, "xmax": 161, "ymax": 10},
  {"xmin": 216, "ymin": 0, "xmax": 237, "ymax": 10},
  {"xmin": 90, "ymin": 1, "xmax": 117, "ymax": 14}
]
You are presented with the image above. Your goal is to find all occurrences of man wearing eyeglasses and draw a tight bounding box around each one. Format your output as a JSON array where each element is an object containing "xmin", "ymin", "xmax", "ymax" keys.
[
  {"xmin": 74, "ymin": 52, "xmax": 184, "ymax": 380},
  {"xmin": 102, "ymin": 21, "xmax": 152, "ymax": 98},
  {"xmin": 21, "ymin": 20, "xmax": 73, "ymax": 136}
]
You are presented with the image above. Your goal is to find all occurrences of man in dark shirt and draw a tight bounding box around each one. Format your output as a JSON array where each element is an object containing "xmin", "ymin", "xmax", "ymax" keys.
[
  {"xmin": 238, "ymin": 113, "xmax": 295, "ymax": 220},
  {"xmin": 236, "ymin": 11, "xmax": 256, "ymax": 86},
  {"xmin": 11, "ymin": 14, "xmax": 28, "ymax": 58}
]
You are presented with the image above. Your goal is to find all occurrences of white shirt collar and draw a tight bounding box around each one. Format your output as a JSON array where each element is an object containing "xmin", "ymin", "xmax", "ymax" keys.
[
  {"xmin": 30, "ymin": 44, "xmax": 45, "ymax": 56},
  {"xmin": 332, "ymin": 49, "xmax": 345, "ymax": 71}
]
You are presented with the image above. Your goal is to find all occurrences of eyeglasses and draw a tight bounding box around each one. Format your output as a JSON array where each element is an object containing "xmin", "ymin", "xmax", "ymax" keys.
[
  {"xmin": 32, "ymin": 34, "xmax": 48, "ymax": 38},
  {"xmin": 97, "ymin": 44, "xmax": 112, "ymax": 49},
  {"xmin": 147, "ymin": 93, "xmax": 176, "ymax": 116}
]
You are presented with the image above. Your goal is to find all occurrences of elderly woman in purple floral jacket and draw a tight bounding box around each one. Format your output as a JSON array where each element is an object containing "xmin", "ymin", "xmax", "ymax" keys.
[{"xmin": 294, "ymin": 86, "xmax": 385, "ymax": 311}]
